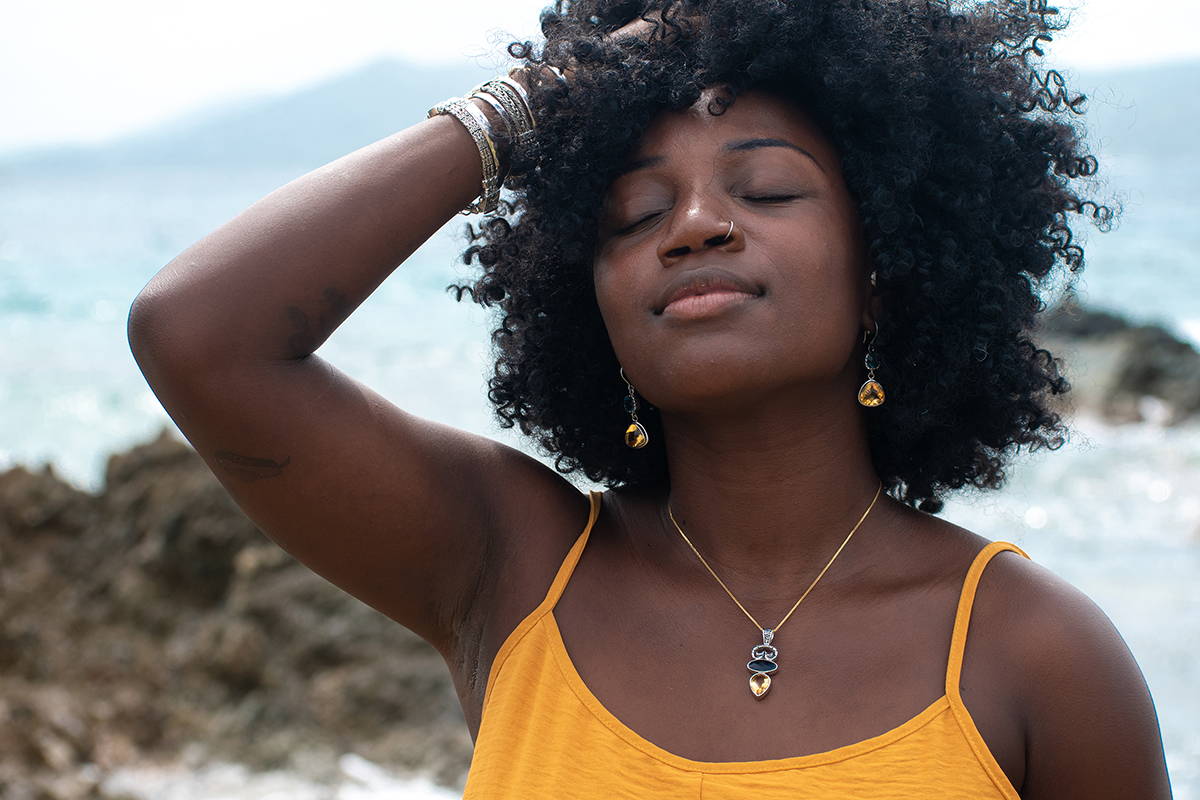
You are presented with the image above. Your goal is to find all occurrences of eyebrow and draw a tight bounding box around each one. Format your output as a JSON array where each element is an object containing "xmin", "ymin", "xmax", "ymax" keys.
[{"xmin": 614, "ymin": 137, "xmax": 826, "ymax": 179}]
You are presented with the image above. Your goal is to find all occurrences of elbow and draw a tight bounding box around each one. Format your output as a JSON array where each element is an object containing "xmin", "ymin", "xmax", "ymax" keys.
[
  {"xmin": 127, "ymin": 287, "xmax": 196, "ymax": 368},
  {"xmin": 127, "ymin": 290, "xmax": 166, "ymax": 362}
]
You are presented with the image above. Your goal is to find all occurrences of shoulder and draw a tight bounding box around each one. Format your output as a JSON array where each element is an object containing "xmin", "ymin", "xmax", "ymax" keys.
[
  {"xmin": 484, "ymin": 442, "xmax": 597, "ymax": 556},
  {"xmin": 962, "ymin": 539, "xmax": 1173, "ymax": 799},
  {"xmin": 974, "ymin": 545, "xmax": 1151, "ymax": 711}
]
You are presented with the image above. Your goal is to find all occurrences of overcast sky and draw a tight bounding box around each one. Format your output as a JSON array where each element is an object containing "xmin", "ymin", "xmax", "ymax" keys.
[{"xmin": 3, "ymin": 0, "xmax": 1197, "ymax": 154}]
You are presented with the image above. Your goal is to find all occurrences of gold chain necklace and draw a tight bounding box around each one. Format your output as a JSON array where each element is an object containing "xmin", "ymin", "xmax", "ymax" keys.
[{"xmin": 665, "ymin": 481, "xmax": 884, "ymax": 699}]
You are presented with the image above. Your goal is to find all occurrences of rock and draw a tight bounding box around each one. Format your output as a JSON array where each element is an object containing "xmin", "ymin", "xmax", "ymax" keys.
[
  {"xmin": 0, "ymin": 427, "xmax": 472, "ymax": 792},
  {"xmin": 0, "ymin": 463, "xmax": 93, "ymax": 534},
  {"xmin": 1038, "ymin": 297, "xmax": 1200, "ymax": 425},
  {"xmin": 1108, "ymin": 325, "xmax": 1200, "ymax": 423},
  {"xmin": 1039, "ymin": 301, "xmax": 1132, "ymax": 339}
]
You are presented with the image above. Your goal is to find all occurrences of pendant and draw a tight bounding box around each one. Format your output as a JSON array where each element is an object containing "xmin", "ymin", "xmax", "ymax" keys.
[
  {"xmin": 747, "ymin": 628, "xmax": 779, "ymax": 699},
  {"xmin": 624, "ymin": 421, "xmax": 648, "ymax": 448},
  {"xmin": 857, "ymin": 379, "xmax": 885, "ymax": 407}
]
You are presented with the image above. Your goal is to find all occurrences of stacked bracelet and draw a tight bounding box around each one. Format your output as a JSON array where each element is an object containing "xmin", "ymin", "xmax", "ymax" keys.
[
  {"xmin": 468, "ymin": 76, "xmax": 537, "ymax": 161},
  {"xmin": 428, "ymin": 66, "xmax": 565, "ymax": 216},
  {"xmin": 427, "ymin": 97, "xmax": 503, "ymax": 215}
]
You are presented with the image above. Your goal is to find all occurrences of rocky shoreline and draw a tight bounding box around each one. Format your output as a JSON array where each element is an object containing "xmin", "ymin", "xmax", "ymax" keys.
[
  {"xmin": 0, "ymin": 431, "xmax": 474, "ymax": 799},
  {"xmin": 1037, "ymin": 298, "xmax": 1200, "ymax": 426},
  {"xmin": 1, "ymin": 301, "xmax": 1196, "ymax": 799}
]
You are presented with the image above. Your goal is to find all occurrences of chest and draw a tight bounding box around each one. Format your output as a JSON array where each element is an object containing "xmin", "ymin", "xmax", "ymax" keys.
[
  {"xmin": 553, "ymin": 556, "xmax": 969, "ymax": 757},
  {"xmin": 455, "ymin": 516, "xmax": 1027, "ymax": 792}
]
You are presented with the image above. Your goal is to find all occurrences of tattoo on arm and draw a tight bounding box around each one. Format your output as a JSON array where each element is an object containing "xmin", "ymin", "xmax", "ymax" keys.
[
  {"xmin": 284, "ymin": 286, "xmax": 351, "ymax": 357},
  {"xmin": 215, "ymin": 450, "xmax": 292, "ymax": 481}
]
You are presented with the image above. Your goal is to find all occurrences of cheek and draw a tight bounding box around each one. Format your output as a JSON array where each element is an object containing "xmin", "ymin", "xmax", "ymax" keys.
[
  {"xmin": 762, "ymin": 213, "xmax": 857, "ymax": 306},
  {"xmin": 592, "ymin": 259, "xmax": 641, "ymax": 351},
  {"xmin": 756, "ymin": 215, "xmax": 864, "ymax": 362},
  {"xmin": 591, "ymin": 260, "xmax": 616, "ymax": 323}
]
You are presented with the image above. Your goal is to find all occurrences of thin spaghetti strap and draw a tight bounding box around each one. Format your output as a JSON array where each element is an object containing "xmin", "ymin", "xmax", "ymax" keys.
[
  {"xmin": 537, "ymin": 489, "xmax": 603, "ymax": 611},
  {"xmin": 945, "ymin": 540, "xmax": 1032, "ymax": 701},
  {"xmin": 478, "ymin": 490, "xmax": 604, "ymax": 711}
]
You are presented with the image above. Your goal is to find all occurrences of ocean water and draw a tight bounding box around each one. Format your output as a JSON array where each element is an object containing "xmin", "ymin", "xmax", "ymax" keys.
[
  {"xmin": 0, "ymin": 164, "xmax": 509, "ymax": 492},
  {"xmin": 2, "ymin": 157, "xmax": 1197, "ymax": 796}
]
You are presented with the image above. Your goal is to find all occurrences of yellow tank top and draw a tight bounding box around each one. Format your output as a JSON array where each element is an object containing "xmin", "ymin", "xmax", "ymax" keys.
[{"xmin": 462, "ymin": 490, "xmax": 1031, "ymax": 799}]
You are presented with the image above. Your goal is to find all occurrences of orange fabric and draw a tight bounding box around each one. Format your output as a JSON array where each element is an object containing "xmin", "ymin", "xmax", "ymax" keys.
[{"xmin": 462, "ymin": 490, "xmax": 1031, "ymax": 799}]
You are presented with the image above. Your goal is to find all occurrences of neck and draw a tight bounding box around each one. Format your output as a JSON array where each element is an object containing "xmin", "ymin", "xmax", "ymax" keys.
[{"xmin": 651, "ymin": 383, "xmax": 898, "ymax": 609}]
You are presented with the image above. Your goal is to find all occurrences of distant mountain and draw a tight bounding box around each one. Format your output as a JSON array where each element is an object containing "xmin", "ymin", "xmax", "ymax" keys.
[
  {"xmin": 0, "ymin": 56, "xmax": 1195, "ymax": 174},
  {"xmin": 0, "ymin": 57, "xmax": 498, "ymax": 173}
]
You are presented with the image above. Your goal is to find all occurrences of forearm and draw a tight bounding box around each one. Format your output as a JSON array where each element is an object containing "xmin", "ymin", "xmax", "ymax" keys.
[{"xmin": 128, "ymin": 97, "xmax": 507, "ymax": 365}]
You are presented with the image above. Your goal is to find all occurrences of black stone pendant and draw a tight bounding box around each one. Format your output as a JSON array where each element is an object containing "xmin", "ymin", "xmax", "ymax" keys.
[{"xmin": 747, "ymin": 628, "xmax": 779, "ymax": 699}]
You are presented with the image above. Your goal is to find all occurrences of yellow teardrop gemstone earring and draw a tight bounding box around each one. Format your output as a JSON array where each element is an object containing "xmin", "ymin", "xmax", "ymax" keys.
[
  {"xmin": 620, "ymin": 367, "xmax": 649, "ymax": 448},
  {"xmin": 857, "ymin": 321, "xmax": 886, "ymax": 407}
]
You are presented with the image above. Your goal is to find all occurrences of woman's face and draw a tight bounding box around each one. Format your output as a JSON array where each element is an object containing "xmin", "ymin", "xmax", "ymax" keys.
[{"xmin": 593, "ymin": 86, "xmax": 874, "ymax": 415}]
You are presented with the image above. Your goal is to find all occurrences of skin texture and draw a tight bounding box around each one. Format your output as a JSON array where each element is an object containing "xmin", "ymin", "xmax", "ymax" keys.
[
  {"xmin": 455, "ymin": 0, "xmax": 1110, "ymax": 512},
  {"xmin": 127, "ymin": 2, "xmax": 1173, "ymax": 795},
  {"xmin": 456, "ymin": 84, "xmax": 1173, "ymax": 799},
  {"xmin": 591, "ymin": 85, "xmax": 885, "ymax": 576}
]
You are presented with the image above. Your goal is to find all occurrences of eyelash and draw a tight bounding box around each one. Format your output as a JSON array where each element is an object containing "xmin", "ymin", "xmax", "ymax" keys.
[{"xmin": 617, "ymin": 195, "xmax": 800, "ymax": 235}]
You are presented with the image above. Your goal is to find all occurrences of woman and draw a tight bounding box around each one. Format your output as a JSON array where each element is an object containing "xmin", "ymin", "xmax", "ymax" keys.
[{"xmin": 127, "ymin": 0, "xmax": 1173, "ymax": 797}]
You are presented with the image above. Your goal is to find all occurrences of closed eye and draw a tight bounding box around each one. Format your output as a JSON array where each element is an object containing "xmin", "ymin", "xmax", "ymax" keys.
[
  {"xmin": 616, "ymin": 213, "xmax": 663, "ymax": 235},
  {"xmin": 744, "ymin": 195, "xmax": 799, "ymax": 203},
  {"xmin": 615, "ymin": 195, "xmax": 800, "ymax": 235}
]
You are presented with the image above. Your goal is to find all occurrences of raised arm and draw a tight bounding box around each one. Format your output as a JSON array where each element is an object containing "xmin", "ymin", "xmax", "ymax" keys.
[{"xmin": 126, "ymin": 77, "xmax": 584, "ymax": 657}]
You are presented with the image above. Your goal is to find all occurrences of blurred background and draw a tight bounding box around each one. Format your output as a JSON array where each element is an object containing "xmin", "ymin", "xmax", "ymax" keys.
[{"xmin": 1, "ymin": 1, "xmax": 1196, "ymax": 797}]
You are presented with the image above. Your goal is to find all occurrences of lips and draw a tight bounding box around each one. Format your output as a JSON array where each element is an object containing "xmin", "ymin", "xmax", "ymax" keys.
[{"xmin": 655, "ymin": 267, "xmax": 762, "ymax": 315}]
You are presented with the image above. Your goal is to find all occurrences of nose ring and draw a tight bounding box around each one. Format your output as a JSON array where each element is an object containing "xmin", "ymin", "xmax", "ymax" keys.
[{"xmin": 721, "ymin": 219, "xmax": 734, "ymax": 242}]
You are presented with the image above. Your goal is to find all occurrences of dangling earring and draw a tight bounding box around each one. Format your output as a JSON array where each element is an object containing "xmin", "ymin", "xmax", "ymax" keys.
[
  {"xmin": 857, "ymin": 321, "xmax": 886, "ymax": 407},
  {"xmin": 620, "ymin": 367, "xmax": 649, "ymax": 448}
]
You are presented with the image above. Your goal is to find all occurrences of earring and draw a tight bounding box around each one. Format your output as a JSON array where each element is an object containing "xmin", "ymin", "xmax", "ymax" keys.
[
  {"xmin": 857, "ymin": 321, "xmax": 886, "ymax": 407},
  {"xmin": 619, "ymin": 367, "xmax": 649, "ymax": 448}
]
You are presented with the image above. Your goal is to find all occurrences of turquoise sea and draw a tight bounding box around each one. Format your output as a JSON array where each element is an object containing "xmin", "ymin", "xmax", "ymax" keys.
[{"xmin": 2, "ymin": 59, "xmax": 1198, "ymax": 795}]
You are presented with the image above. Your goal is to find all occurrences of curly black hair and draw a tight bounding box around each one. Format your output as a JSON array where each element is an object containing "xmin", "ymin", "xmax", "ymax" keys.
[{"xmin": 447, "ymin": 0, "xmax": 1118, "ymax": 514}]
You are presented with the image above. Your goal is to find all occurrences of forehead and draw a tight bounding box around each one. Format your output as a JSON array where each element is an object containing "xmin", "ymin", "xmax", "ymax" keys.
[{"xmin": 623, "ymin": 86, "xmax": 837, "ymax": 168}]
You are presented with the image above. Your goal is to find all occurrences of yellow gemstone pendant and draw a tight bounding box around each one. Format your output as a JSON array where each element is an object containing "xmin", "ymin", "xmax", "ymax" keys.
[
  {"xmin": 747, "ymin": 628, "xmax": 779, "ymax": 700},
  {"xmin": 624, "ymin": 421, "xmax": 648, "ymax": 448},
  {"xmin": 857, "ymin": 379, "xmax": 885, "ymax": 407}
]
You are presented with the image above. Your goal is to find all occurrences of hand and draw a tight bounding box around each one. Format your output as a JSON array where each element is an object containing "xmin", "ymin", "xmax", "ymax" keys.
[
  {"xmin": 605, "ymin": 2, "xmax": 701, "ymax": 48},
  {"xmin": 508, "ymin": 2, "xmax": 702, "ymax": 91}
]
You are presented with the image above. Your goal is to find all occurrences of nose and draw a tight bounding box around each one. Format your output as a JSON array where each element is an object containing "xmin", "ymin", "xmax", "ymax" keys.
[{"xmin": 657, "ymin": 206, "xmax": 742, "ymax": 263}]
